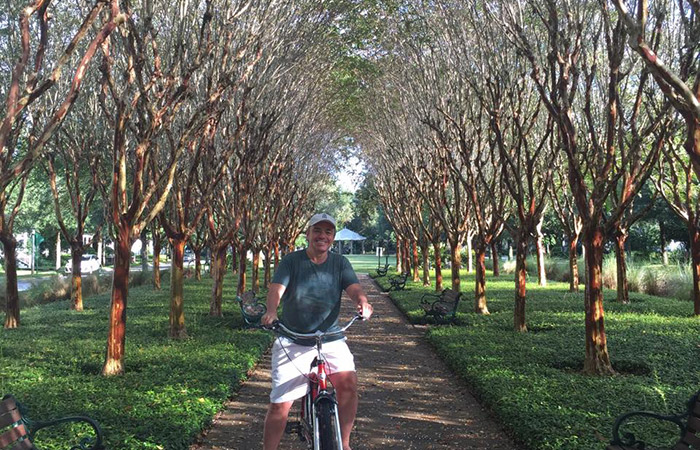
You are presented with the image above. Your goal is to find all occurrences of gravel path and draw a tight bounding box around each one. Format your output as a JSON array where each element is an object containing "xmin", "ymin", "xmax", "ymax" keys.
[{"xmin": 191, "ymin": 274, "xmax": 519, "ymax": 449}]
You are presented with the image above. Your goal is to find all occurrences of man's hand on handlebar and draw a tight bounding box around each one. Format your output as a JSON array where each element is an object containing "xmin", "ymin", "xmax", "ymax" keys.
[
  {"xmin": 261, "ymin": 311, "xmax": 278, "ymax": 326},
  {"xmin": 358, "ymin": 302, "xmax": 373, "ymax": 320}
]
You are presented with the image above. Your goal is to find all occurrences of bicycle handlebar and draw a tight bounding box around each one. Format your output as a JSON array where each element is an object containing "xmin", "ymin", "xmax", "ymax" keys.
[{"xmin": 259, "ymin": 313, "xmax": 365, "ymax": 339}]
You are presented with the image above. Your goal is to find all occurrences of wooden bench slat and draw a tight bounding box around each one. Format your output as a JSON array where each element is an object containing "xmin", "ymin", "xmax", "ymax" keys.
[
  {"xmin": 0, "ymin": 424, "xmax": 29, "ymax": 447},
  {"xmin": 0, "ymin": 397, "xmax": 23, "ymax": 430},
  {"xmin": 0, "ymin": 405, "xmax": 23, "ymax": 429}
]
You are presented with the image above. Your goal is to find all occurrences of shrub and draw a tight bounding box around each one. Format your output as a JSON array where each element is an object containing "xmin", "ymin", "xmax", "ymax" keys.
[
  {"xmin": 641, "ymin": 267, "xmax": 666, "ymax": 297},
  {"xmin": 602, "ymin": 254, "xmax": 617, "ymax": 289},
  {"xmin": 626, "ymin": 262, "xmax": 645, "ymax": 294},
  {"xmin": 665, "ymin": 264, "xmax": 694, "ymax": 301}
]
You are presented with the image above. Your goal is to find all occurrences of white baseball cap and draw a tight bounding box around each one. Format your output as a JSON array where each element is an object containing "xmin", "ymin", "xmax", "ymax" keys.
[{"xmin": 308, "ymin": 213, "xmax": 336, "ymax": 229}]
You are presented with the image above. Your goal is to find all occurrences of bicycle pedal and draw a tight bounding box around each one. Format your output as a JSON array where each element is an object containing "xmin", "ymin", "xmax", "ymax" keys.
[{"xmin": 285, "ymin": 421, "xmax": 301, "ymax": 434}]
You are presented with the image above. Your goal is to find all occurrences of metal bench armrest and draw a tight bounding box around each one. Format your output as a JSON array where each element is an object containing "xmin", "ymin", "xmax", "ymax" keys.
[
  {"xmin": 419, "ymin": 292, "xmax": 440, "ymax": 305},
  {"xmin": 236, "ymin": 293, "xmax": 267, "ymax": 326},
  {"xmin": 31, "ymin": 416, "xmax": 104, "ymax": 450},
  {"xmin": 610, "ymin": 410, "xmax": 686, "ymax": 449}
]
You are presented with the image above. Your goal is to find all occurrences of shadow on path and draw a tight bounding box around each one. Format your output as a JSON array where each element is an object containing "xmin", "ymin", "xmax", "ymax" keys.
[{"xmin": 191, "ymin": 274, "xmax": 519, "ymax": 449}]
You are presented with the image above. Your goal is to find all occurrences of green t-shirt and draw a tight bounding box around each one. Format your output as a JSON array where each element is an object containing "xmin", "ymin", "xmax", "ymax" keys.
[{"xmin": 272, "ymin": 249, "xmax": 359, "ymax": 343}]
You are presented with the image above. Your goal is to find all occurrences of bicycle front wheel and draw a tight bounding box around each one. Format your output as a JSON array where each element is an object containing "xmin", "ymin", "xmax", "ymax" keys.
[{"xmin": 315, "ymin": 398, "xmax": 342, "ymax": 450}]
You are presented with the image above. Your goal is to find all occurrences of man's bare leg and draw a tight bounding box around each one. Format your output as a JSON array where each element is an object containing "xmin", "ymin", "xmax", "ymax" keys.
[
  {"xmin": 263, "ymin": 401, "xmax": 293, "ymax": 450},
  {"xmin": 330, "ymin": 371, "xmax": 358, "ymax": 450}
]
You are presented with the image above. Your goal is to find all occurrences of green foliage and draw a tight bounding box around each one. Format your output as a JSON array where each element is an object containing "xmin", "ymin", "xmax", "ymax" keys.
[
  {"xmin": 0, "ymin": 275, "xmax": 272, "ymax": 450},
  {"xmin": 373, "ymin": 269, "xmax": 700, "ymax": 450},
  {"xmin": 348, "ymin": 174, "xmax": 393, "ymax": 247},
  {"xmin": 314, "ymin": 185, "xmax": 356, "ymax": 228}
]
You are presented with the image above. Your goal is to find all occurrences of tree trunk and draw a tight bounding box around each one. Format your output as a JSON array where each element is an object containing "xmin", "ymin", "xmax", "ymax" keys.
[
  {"xmin": 237, "ymin": 247, "xmax": 247, "ymax": 296},
  {"xmin": 153, "ymin": 232, "xmax": 161, "ymax": 289},
  {"xmin": 535, "ymin": 218, "xmax": 547, "ymax": 287},
  {"xmin": 403, "ymin": 240, "xmax": 411, "ymax": 275},
  {"xmin": 474, "ymin": 242, "xmax": 489, "ymax": 315},
  {"xmin": 194, "ymin": 249, "xmax": 202, "ymax": 281},
  {"xmin": 395, "ymin": 237, "xmax": 402, "ymax": 274},
  {"xmin": 2, "ymin": 235, "xmax": 20, "ymax": 329},
  {"xmin": 55, "ymin": 233, "xmax": 61, "ymax": 270},
  {"xmin": 102, "ymin": 223, "xmax": 132, "ymax": 376},
  {"xmin": 614, "ymin": 230, "xmax": 630, "ymax": 304},
  {"xmin": 252, "ymin": 250, "xmax": 260, "ymax": 293},
  {"xmin": 98, "ymin": 239, "xmax": 103, "ymax": 266},
  {"xmin": 514, "ymin": 229, "xmax": 528, "ymax": 332},
  {"xmin": 433, "ymin": 239, "xmax": 443, "ymax": 292},
  {"xmin": 210, "ymin": 245, "xmax": 226, "ymax": 317},
  {"xmin": 274, "ymin": 242, "xmax": 280, "ymax": 269},
  {"xmin": 169, "ymin": 239, "xmax": 187, "ymax": 338},
  {"xmin": 140, "ymin": 230, "xmax": 149, "ymax": 273},
  {"xmin": 491, "ymin": 240, "xmax": 500, "ymax": 277},
  {"xmin": 412, "ymin": 241, "xmax": 420, "ymax": 282},
  {"xmin": 690, "ymin": 225, "xmax": 700, "ymax": 316},
  {"xmin": 659, "ymin": 219, "xmax": 668, "ymax": 266},
  {"xmin": 70, "ymin": 246, "xmax": 84, "ymax": 311},
  {"xmin": 582, "ymin": 226, "xmax": 615, "ymax": 375},
  {"xmin": 569, "ymin": 237, "xmax": 580, "ymax": 292},
  {"xmin": 420, "ymin": 242, "xmax": 430, "ymax": 286},
  {"xmin": 231, "ymin": 244, "xmax": 237, "ymax": 276},
  {"xmin": 449, "ymin": 238, "xmax": 461, "ymax": 292},
  {"xmin": 263, "ymin": 248, "xmax": 271, "ymax": 288},
  {"xmin": 466, "ymin": 235, "xmax": 473, "ymax": 273}
]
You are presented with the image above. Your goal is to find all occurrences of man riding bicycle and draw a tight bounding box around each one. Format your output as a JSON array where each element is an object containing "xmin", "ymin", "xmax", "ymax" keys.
[{"xmin": 261, "ymin": 213, "xmax": 373, "ymax": 450}]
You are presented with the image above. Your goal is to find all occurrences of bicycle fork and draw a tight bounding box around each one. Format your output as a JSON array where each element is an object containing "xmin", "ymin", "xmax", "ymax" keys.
[{"xmin": 286, "ymin": 357, "xmax": 342, "ymax": 450}]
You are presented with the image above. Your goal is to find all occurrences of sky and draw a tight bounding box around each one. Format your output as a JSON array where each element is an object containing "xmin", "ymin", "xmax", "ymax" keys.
[{"xmin": 336, "ymin": 155, "xmax": 365, "ymax": 193}]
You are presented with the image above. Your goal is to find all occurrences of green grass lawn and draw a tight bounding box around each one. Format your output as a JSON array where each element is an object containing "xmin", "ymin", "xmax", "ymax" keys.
[
  {"xmin": 373, "ymin": 269, "xmax": 700, "ymax": 450},
  {"xmin": 345, "ymin": 253, "xmax": 396, "ymax": 274},
  {"xmin": 0, "ymin": 273, "xmax": 272, "ymax": 450},
  {"xmin": 2, "ymin": 263, "xmax": 698, "ymax": 450}
]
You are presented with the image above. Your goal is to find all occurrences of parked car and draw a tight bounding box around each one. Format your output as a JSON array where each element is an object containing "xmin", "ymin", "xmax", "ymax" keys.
[{"xmin": 65, "ymin": 254, "xmax": 101, "ymax": 274}]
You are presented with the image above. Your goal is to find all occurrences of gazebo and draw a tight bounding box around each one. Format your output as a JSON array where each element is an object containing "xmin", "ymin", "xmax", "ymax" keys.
[{"xmin": 334, "ymin": 228, "xmax": 366, "ymax": 254}]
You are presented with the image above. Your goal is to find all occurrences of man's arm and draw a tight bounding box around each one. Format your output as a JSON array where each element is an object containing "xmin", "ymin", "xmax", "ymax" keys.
[
  {"xmin": 261, "ymin": 283, "xmax": 286, "ymax": 325},
  {"xmin": 345, "ymin": 283, "xmax": 373, "ymax": 319}
]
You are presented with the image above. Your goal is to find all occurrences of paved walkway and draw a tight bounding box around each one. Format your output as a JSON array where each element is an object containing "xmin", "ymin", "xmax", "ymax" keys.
[{"xmin": 191, "ymin": 274, "xmax": 519, "ymax": 449}]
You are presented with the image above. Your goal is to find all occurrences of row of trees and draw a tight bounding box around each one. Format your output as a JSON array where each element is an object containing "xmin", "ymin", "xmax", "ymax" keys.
[
  {"xmin": 358, "ymin": 0, "xmax": 698, "ymax": 375},
  {"xmin": 1, "ymin": 0, "xmax": 356, "ymax": 375}
]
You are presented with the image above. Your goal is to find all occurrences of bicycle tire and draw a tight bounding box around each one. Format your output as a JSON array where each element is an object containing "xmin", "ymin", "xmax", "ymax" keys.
[{"xmin": 316, "ymin": 398, "xmax": 342, "ymax": 450}]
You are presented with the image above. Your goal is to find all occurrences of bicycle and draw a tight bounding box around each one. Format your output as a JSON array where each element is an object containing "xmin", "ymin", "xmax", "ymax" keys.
[{"xmin": 258, "ymin": 313, "xmax": 365, "ymax": 450}]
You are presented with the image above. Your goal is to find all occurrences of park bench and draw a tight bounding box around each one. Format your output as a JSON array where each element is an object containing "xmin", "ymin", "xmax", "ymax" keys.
[
  {"xmin": 607, "ymin": 389, "xmax": 700, "ymax": 450},
  {"xmin": 1, "ymin": 394, "xmax": 103, "ymax": 450},
  {"xmin": 387, "ymin": 271, "xmax": 409, "ymax": 291},
  {"xmin": 236, "ymin": 290, "xmax": 267, "ymax": 326},
  {"xmin": 419, "ymin": 288, "xmax": 462, "ymax": 323},
  {"xmin": 376, "ymin": 263, "xmax": 390, "ymax": 277}
]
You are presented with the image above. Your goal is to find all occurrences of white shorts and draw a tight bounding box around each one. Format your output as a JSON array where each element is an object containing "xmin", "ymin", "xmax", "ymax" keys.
[{"xmin": 269, "ymin": 337, "xmax": 355, "ymax": 404}]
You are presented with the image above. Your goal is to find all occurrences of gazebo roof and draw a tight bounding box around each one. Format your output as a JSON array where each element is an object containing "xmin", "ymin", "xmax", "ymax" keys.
[{"xmin": 334, "ymin": 228, "xmax": 366, "ymax": 241}]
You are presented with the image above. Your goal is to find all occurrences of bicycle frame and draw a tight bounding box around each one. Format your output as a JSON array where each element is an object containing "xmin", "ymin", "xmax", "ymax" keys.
[{"xmin": 264, "ymin": 314, "xmax": 364, "ymax": 450}]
